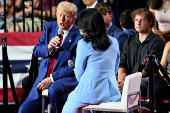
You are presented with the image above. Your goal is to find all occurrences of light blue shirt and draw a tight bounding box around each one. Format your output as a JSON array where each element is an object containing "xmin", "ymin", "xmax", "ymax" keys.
[{"xmin": 106, "ymin": 22, "xmax": 112, "ymax": 35}]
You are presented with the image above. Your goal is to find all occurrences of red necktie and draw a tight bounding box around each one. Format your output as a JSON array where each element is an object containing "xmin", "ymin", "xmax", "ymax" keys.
[{"xmin": 47, "ymin": 33, "xmax": 63, "ymax": 77}]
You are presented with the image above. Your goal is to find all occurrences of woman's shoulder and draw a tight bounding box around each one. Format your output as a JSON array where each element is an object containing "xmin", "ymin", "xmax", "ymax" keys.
[
  {"xmin": 78, "ymin": 39, "xmax": 87, "ymax": 45},
  {"xmin": 78, "ymin": 39, "xmax": 91, "ymax": 48},
  {"xmin": 107, "ymin": 35, "xmax": 120, "ymax": 51},
  {"xmin": 107, "ymin": 35, "xmax": 119, "ymax": 45},
  {"xmin": 107, "ymin": 35, "xmax": 116, "ymax": 41}
]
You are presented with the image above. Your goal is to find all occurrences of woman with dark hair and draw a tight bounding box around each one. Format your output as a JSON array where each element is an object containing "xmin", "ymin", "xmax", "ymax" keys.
[
  {"xmin": 147, "ymin": 0, "xmax": 170, "ymax": 42},
  {"xmin": 62, "ymin": 8, "xmax": 121, "ymax": 113}
]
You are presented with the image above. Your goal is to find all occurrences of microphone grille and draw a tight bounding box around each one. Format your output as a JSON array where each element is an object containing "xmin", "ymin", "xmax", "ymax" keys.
[
  {"xmin": 68, "ymin": 60, "xmax": 73, "ymax": 65},
  {"xmin": 58, "ymin": 28, "xmax": 63, "ymax": 35}
]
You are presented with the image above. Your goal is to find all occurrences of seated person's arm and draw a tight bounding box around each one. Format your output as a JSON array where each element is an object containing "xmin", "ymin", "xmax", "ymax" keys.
[
  {"xmin": 144, "ymin": 35, "xmax": 165, "ymax": 77},
  {"xmin": 160, "ymin": 41, "xmax": 170, "ymax": 76},
  {"xmin": 155, "ymin": 28, "xmax": 170, "ymax": 39},
  {"xmin": 0, "ymin": 0, "xmax": 13, "ymax": 13},
  {"xmin": 25, "ymin": 0, "xmax": 56, "ymax": 19},
  {"xmin": 141, "ymin": 69, "xmax": 148, "ymax": 78},
  {"xmin": 5, "ymin": 0, "xmax": 23, "ymax": 19},
  {"xmin": 33, "ymin": 6, "xmax": 56, "ymax": 19},
  {"xmin": 6, "ymin": 10, "xmax": 28, "ymax": 20},
  {"xmin": 8, "ymin": 0, "xmax": 22, "ymax": 13},
  {"xmin": 117, "ymin": 68, "xmax": 127, "ymax": 93}
]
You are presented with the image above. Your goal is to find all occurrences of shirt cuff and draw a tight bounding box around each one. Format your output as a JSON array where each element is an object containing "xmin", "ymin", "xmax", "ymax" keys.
[{"xmin": 50, "ymin": 74, "xmax": 54, "ymax": 82}]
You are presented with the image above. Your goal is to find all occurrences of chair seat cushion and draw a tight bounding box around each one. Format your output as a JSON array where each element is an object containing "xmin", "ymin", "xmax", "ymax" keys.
[{"xmin": 83, "ymin": 101, "xmax": 128, "ymax": 112}]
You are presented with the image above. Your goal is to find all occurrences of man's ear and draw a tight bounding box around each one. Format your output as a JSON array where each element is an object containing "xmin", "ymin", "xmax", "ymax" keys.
[
  {"xmin": 120, "ymin": 22, "xmax": 122, "ymax": 27},
  {"xmin": 110, "ymin": 13, "xmax": 113, "ymax": 20},
  {"xmin": 149, "ymin": 20, "xmax": 152, "ymax": 26},
  {"xmin": 72, "ymin": 17, "xmax": 77, "ymax": 23}
]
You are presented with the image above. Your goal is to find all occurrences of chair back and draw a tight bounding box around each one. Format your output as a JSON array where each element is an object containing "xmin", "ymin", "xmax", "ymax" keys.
[{"xmin": 121, "ymin": 72, "xmax": 142, "ymax": 108}]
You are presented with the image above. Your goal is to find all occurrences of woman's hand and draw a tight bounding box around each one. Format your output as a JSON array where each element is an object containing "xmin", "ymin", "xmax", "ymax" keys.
[{"xmin": 154, "ymin": 30, "xmax": 163, "ymax": 36}]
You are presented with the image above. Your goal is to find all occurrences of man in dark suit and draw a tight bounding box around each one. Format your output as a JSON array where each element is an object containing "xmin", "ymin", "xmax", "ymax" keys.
[
  {"xmin": 95, "ymin": 2, "xmax": 128, "ymax": 53},
  {"xmin": 18, "ymin": 1, "xmax": 82, "ymax": 113}
]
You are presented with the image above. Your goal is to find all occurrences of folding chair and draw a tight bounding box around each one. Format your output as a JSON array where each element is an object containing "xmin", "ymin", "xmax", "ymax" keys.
[{"xmin": 82, "ymin": 72, "xmax": 142, "ymax": 113}]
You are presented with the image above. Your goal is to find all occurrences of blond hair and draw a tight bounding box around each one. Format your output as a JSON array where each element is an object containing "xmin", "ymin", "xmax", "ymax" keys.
[{"xmin": 56, "ymin": 1, "xmax": 78, "ymax": 19}]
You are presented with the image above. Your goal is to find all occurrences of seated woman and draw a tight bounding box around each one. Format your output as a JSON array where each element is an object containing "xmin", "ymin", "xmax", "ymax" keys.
[
  {"xmin": 147, "ymin": 0, "xmax": 170, "ymax": 42},
  {"xmin": 62, "ymin": 8, "xmax": 121, "ymax": 113},
  {"xmin": 154, "ymin": 41, "xmax": 170, "ymax": 113}
]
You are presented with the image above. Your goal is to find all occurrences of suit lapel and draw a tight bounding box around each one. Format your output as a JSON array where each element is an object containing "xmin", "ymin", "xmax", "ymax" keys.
[
  {"xmin": 61, "ymin": 31, "xmax": 76, "ymax": 49},
  {"xmin": 53, "ymin": 24, "xmax": 77, "ymax": 70}
]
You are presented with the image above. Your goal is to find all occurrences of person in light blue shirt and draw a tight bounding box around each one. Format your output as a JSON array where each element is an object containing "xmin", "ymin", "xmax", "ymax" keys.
[{"xmin": 62, "ymin": 8, "xmax": 121, "ymax": 113}]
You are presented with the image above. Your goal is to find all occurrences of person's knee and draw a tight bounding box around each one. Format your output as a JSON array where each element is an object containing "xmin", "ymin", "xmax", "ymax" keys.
[
  {"xmin": 18, "ymin": 103, "xmax": 30, "ymax": 113},
  {"xmin": 9, "ymin": 24, "xmax": 19, "ymax": 32},
  {"xmin": 18, "ymin": 106, "xmax": 26, "ymax": 113},
  {"xmin": 19, "ymin": 97, "xmax": 42, "ymax": 113},
  {"xmin": 140, "ymin": 77, "xmax": 149, "ymax": 97},
  {"xmin": 19, "ymin": 104, "xmax": 41, "ymax": 113},
  {"xmin": 48, "ymin": 84, "xmax": 63, "ymax": 98}
]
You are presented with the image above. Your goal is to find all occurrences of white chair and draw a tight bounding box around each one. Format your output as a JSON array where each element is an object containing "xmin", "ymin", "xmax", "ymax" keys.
[
  {"xmin": 42, "ymin": 89, "xmax": 70, "ymax": 113},
  {"xmin": 42, "ymin": 89, "xmax": 51, "ymax": 113},
  {"xmin": 82, "ymin": 72, "xmax": 142, "ymax": 113}
]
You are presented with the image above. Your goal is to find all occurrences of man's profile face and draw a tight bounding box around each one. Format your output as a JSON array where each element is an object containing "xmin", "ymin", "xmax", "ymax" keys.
[
  {"xmin": 101, "ymin": 12, "xmax": 112, "ymax": 28},
  {"xmin": 83, "ymin": 0, "xmax": 97, "ymax": 7},
  {"xmin": 134, "ymin": 14, "xmax": 151, "ymax": 33},
  {"xmin": 57, "ymin": 9, "xmax": 75, "ymax": 30}
]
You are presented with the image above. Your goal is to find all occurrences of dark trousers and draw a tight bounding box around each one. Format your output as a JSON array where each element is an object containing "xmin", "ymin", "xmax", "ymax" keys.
[
  {"xmin": 154, "ymin": 73, "xmax": 170, "ymax": 113},
  {"xmin": 140, "ymin": 77, "xmax": 149, "ymax": 98}
]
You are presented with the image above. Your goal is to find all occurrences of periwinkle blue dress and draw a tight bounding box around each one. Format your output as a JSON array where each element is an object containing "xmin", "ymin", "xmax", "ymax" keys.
[{"xmin": 63, "ymin": 36, "xmax": 121, "ymax": 112}]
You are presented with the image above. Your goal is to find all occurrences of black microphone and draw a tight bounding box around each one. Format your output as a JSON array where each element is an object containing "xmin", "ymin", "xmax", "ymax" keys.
[
  {"xmin": 68, "ymin": 60, "xmax": 75, "ymax": 69},
  {"xmin": 138, "ymin": 57, "xmax": 148, "ymax": 72},
  {"xmin": 55, "ymin": 28, "xmax": 63, "ymax": 51}
]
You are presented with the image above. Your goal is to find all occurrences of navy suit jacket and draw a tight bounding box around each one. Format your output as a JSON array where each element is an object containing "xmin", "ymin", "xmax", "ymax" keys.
[
  {"xmin": 28, "ymin": 21, "xmax": 82, "ymax": 100},
  {"xmin": 108, "ymin": 24, "xmax": 128, "ymax": 53}
]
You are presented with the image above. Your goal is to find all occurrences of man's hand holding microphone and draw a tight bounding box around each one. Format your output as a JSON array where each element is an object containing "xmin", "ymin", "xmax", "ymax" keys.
[{"xmin": 48, "ymin": 28, "xmax": 63, "ymax": 53}]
